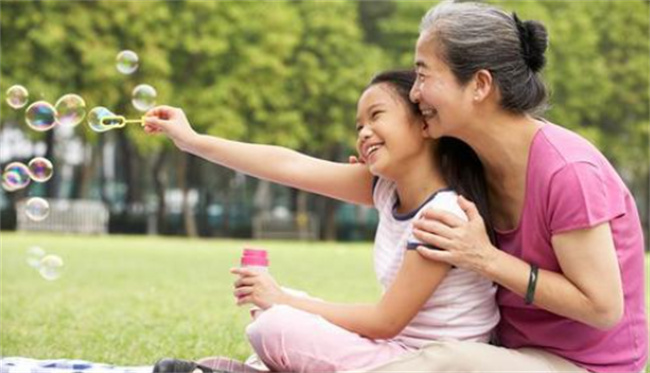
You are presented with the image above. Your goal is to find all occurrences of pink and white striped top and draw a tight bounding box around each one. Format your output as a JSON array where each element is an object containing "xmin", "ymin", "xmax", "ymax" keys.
[{"xmin": 373, "ymin": 177, "xmax": 499, "ymax": 348}]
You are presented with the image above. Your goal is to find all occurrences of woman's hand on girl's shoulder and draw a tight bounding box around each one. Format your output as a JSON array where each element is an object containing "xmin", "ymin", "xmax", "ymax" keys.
[{"xmin": 412, "ymin": 195, "xmax": 498, "ymax": 274}]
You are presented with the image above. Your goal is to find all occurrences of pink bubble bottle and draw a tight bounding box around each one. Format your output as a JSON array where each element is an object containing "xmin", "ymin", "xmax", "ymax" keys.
[{"xmin": 240, "ymin": 248, "xmax": 269, "ymax": 272}]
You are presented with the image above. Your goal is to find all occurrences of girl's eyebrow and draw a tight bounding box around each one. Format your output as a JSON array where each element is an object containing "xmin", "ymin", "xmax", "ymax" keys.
[{"xmin": 356, "ymin": 103, "xmax": 384, "ymax": 123}]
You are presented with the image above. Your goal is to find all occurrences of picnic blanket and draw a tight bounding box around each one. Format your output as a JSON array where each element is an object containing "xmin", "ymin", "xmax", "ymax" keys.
[{"xmin": 0, "ymin": 358, "xmax": 151, "ymax": 373}]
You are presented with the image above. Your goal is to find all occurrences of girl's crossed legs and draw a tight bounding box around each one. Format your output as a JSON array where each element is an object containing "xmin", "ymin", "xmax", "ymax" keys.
[{"xmin": 246, "ymin": 305, "xmax": 414, "ymax": 373}]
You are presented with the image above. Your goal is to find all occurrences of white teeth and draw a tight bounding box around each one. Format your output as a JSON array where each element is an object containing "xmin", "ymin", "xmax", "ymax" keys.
[
  {"xmin": 421, "ymin": 108, "xmax": 437, "ymax": 118},
  {"xmin": 366, "ymin": 144, "xmax": 381, "ymax": 157}
]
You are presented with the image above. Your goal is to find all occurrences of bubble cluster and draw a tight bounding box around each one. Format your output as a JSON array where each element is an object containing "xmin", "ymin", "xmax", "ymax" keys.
[
  {"xmin": 87, "ymin": 106, "xmax": 115, "ymax": 133},
  {"xmin": 25, "ymin": 197, "xmax": 50, "ymax": 221},
  {"xmin": 39, "ymin": 254, "xmax": 64, "ymax": 281},
  {"xmin": 6, "ymin": 85, "xmax": 29, "ymax": 109},
  {"xmin": 28, "ymin": 157, "xmax": 54, "ymax": 182},
  {"xmin": 26, "ymin": 246, "xmax": 46, "ymax": 268},
  {"xmin": 132, "ymin": 84, "xmax": 157, "ymax": 112},
  {"xmin": 25, "ymin": 101, "xmax": 57, "ymax": 132},
  {"xmin": 3, "ymin": 162, "xmax": 31, "ymax": 190},
  {"xmin": 55, "ymin": 94, "xmax": 86, "ymax": 127},
  {"xmin": 116, "ymin": 50, "xmax": 139, "ymax": 75}
]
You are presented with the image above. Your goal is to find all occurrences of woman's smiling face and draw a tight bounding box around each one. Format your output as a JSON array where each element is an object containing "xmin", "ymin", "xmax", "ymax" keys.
[{"xmin": 410, "ymin": 32, "xmax": 475, "ymax": 139}]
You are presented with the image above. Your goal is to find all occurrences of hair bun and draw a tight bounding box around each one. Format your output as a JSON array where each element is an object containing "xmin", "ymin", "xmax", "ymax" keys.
[{"xmin": 513, "ymin": 13, "xmax": 548, "ymax": 72}]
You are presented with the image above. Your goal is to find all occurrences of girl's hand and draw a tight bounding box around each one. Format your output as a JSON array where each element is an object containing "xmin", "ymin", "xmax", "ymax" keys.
[
  {"xmin": 348, "ymin": 155, "xmax": 366, "ymax": 164},
  {"xmin": 143, "ymin": 106, "xmax": 198, "ymax": 152},
  {"xmin": 412, "ymin": 195, "xmax": 498, "ymax": 274},
  {"xmin": 230, "ymin": 268, "xmax": 289, "ymax": 309}
]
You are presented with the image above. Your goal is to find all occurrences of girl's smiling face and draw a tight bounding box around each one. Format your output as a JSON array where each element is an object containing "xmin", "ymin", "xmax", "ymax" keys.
[{"xmin": 355, "ymin": 83, "xmax": 430, "ymax": 180}]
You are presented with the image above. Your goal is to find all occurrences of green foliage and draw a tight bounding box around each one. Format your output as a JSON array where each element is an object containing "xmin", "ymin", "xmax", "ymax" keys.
[
  {"xmin": 286, "ymin": 1, "xmax": 385, "ymax": 154},
  {"xmin": 0, "ymin": 0, "xmax": 647, "ymax": 224}
]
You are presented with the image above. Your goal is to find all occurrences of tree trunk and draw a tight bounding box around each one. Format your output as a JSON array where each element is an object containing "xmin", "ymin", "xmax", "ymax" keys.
[
  {"xmin": 44, "ymin": 130, "xmax": 57, "ymax": 198},
  {"xmin": 322, "ymin": 197, "xmax": 338, "ymax": 241},
  {"xmin": 70, "ymin": 141, "xmax": 94, "ymax": 200},
  {"xmin": 320, "ymin": 145, "xmax": 341, "ymax": 240},
  {"xmin": 98, "ymin": 135, "xmax": 110, "ymax": 205},
  {"xmin": 78, "ymin": 143, "xmax": 98, "ymax": 199},
  {"xmin": 296, "ymin": 189, "xmax": 311, "ymax": 240},
  {"xmin": 117, "ymin": 130, "xmax": 143, "ymax": 206},
  {"xmin": 152, "ymin": 149, "xmax": 167, "ymax": 235},
  {"xmin": 222, "ymin": 175, "xmax": 233, "ymax": 235},
  {"xmin": 179, "ymin": 153, "xmax": 198, "ymax": 237}
]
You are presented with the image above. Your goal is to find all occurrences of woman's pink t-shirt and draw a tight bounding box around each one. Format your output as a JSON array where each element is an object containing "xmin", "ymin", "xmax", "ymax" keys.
[{"xmin": 495, "ymin": 123, "xmax": 648, "ymax": 373}]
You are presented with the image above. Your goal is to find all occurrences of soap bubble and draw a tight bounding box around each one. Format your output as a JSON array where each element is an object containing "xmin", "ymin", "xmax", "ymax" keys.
[
  {"xmin": 6, "ymin": 85, "xmax": 29, "ymax": 109},
  {"xmin": 116, "ymin": 50, "xmax": 139, "ymax": 75},
  {"xmin": 87, "ymin": 106, "xmax": 114, "ymax": 133},
  {"xmin": 28, "ymin": 157, "xmax": 54, "ymax": 182},
  {"xmin": 2, "ymin": 180, "xmax": 20, "ymax": 192},
  {"xmin": 3, "ymin": 162, "xmax": 31, "ymax": 190},
  {"xmin": 55, "ymin": 94, "xmax": 86, "ymax": 127},
  {"xmin": 25, "ymin": 101, "xmax": 57, "ymax": 132},
  {"xmin": 25, "ymin": 197, "xmax": 50, "ymax": 221},
  {"xmin": 26, "ymin": 246, "xmax": 46, "ymax": 268},
  {"xmin": 132, "ymin": 84, "xmax": 157, "ymax": 112},
  {"xmin": 39, "ymin": 254, "xmax": 63, "ymax": 281}
]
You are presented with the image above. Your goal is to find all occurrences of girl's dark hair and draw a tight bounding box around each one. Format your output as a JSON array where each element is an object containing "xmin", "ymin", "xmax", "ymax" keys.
[{"xmin": 368, "ymin": 70, "xmax": 495, "ymax": 244}]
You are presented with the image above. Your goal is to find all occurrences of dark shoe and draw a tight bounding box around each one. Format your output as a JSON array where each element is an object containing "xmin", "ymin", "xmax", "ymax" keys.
[{"xmin": 153, "ymin": 358, "xmax": 218, "ymax": 373}]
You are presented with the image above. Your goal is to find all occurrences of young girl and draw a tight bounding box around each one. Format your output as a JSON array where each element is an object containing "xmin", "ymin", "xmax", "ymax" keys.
[{"xmin": 144, "ymin": 70, "xmax": 499, "ymax": 373}]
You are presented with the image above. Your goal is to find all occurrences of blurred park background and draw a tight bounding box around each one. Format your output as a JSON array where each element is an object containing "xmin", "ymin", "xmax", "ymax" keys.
[
  {"xmin": 1, "ymin": 0, "xmax": 649, "ymax": 367},
  {"xmin": 0, "ymin": 0, "xmax": 648, "ymax": 243}
]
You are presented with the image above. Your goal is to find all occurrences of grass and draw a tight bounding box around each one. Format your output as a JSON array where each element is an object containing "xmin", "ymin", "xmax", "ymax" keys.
[
  {"xmin": 0, "ymin": 232, "xmax": 380, "ymax": 365},
  {"xmin": 1, "ymin": 232, "xmax": 648, "ymax": 369}
]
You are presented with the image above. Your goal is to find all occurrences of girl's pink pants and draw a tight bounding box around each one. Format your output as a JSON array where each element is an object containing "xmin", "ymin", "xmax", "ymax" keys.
[{"xmin": 246, "ymin": 305, "xmax": 414, "ymax": 373}]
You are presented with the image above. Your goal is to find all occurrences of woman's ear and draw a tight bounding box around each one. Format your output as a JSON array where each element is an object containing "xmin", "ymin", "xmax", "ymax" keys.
[{"xmin": 473, "ymin": 69, "xmax": 493, "ymax": 102}]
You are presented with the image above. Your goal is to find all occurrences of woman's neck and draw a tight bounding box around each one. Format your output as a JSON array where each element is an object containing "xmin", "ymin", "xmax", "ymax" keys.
[
  {"xmin": 460, "ymin": 113, "xmax": 543, "ymax": 188},
  {"xmin": 392, "ymin": 153, "xmax": 447, "ymax": 215}
]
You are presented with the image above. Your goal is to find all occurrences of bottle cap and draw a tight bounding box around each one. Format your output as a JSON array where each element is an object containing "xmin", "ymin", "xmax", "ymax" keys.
[{"xmin": 241, "ymin": 247, "xmax": 269, "ymax": 267}]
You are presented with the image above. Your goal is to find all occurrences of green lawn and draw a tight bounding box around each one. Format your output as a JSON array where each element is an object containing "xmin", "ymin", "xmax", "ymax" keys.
[
  {"xmin": 1, "ymin": 232, "xmax": 649, "ymax": 368},
  {"xmin": 0, "ymin": 232, "xmax": 379, "ymax": 365}
]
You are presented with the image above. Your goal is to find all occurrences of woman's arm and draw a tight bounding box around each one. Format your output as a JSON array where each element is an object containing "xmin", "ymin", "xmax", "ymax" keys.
[
  {"xmin": 484, "ymin": 223, "xmax": 623, "ymax": 329},
  {"xmin": 413, "ymin": 196, "xmax": 624, "ymax": 330},
  {"xmin": 232, "ymin": 252, "xmax": 450, "ymax": 339},
  {"xmin": 144, "ymin": 106, "xmax": 374, "ymax": 206}
]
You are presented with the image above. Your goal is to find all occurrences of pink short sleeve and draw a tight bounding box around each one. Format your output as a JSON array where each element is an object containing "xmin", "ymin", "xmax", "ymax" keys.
[{"xmin": 547, "ymin": 161, "xmax": 625, "ymax": 234}]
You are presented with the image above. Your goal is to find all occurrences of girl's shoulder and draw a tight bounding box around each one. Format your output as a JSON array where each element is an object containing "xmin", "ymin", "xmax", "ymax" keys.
[{"xmin": 416, "ymin": 189, "xmax": 467, "ymax": 222}]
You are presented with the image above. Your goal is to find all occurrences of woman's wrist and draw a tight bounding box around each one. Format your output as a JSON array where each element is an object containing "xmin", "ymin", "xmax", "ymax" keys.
[{"xmin": 478, "ymin": 243, "xmax": 504, "ymax": 280}]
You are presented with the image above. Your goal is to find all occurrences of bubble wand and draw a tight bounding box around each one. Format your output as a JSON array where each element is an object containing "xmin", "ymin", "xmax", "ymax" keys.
[{"xmin": 100, "ymin": 115, "xmax": 146, "ymax": 129}]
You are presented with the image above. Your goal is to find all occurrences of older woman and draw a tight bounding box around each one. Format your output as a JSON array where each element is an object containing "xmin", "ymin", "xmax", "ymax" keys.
[{"xmin": 369, "ymin": 2, "xmax": 648, "ymax": 372}]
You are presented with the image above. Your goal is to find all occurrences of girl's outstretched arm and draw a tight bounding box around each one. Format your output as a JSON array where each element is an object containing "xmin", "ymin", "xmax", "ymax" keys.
[{"xmin": 144, "ymin": 106, "xmax": 374, "ymax": 206}]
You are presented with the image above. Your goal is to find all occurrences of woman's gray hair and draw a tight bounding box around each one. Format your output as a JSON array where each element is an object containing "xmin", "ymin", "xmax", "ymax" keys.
[{"xmin": 420, "ymin": 1, "xmax": 549, "ymax": 115}]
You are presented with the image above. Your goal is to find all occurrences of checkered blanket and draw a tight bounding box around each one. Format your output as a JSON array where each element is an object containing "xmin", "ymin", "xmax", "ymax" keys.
[{"xmin": 0, "ymin": 358, "xmax": 151, "ymax": 373}]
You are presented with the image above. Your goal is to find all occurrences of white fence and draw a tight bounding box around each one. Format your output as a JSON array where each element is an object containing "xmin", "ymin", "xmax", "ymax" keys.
[
  {"xmin": 252, "ymin": 211, "xmax": 319, "ymax": 240},
  {"xmin": 16, "ymin": 198, "xmax": 109, "ymax": 234}
]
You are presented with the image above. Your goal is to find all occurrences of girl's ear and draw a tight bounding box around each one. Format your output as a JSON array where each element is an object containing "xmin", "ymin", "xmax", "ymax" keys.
[{"xmin": 420, "ymin": 118, "xmax": 431, "ymax": 138}]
